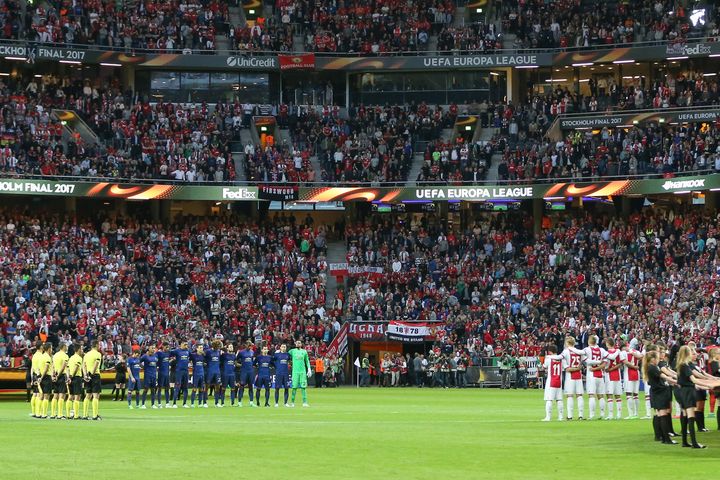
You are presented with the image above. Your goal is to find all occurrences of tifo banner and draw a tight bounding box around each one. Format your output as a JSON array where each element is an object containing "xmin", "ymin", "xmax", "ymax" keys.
[
  {"xmin": 325, "ymin": 323, "xmax": 349, "ymax": 359},
  {"xmin": 279, "ymin": 53, "xmax": 316, "ymax": 70},
  {"xmin": 385, "ymin": 321, "xmax": 443, "ymax": 343},
  {"xmin": 559, "ymin": 108, "xmax": 720, "ymax": 129},
  {"xmin": 329, "ymin": 263, "xmax": 349, "ymax": 276},
  {"xmin": 348, "ymin": 266, "xmax": 384, "ymax": 280},
  {"xmin": 348, "ymin": 323, "xmax": 386, "ymax": 341}
]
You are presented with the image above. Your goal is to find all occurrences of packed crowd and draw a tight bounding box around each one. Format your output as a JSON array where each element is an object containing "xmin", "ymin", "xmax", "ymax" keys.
[
  {"xmin": 292, "ymin": 0, "xmax": 452, "ymax": 54},
  {"xmin": 28, "ymin": 0, "xmax": 227, "ymax": 52},
  {"xmin": 416, "ymin": 137, "xmax": 493, "ymax": 183},
  {"xmin": 436, "ymin": 23, "xmax": 500, "ymax": 54},
  {"xmin": 229, "ymin": 16, "xmax": 294, "ymax": 53},
  {"xmin": 0, "ymin": 211, "xmax": 343, "ymax": 368},
  {"xmin": 501, "ymin": 0, "xmax": 719, "ymax": 50},
  {"xmin": 0, "ymin": 75, "xmax": 250, "ymax": 181},
  {"xmin": 344, "ymin": 207, "xmax": 720, "ymax": 360}
]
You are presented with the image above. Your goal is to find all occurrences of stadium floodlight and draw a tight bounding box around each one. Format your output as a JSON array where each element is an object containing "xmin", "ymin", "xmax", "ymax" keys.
[
  {"xmin": 690, "ymin": 9, "xmax": 706, "ymax": 27},
  {"xmin": 612, "ymin": 60, "xmax": 634, "ymax": 64},
  {"xmin": 571, "ymin": 63, "xmax": 593, "ymax": 67}
]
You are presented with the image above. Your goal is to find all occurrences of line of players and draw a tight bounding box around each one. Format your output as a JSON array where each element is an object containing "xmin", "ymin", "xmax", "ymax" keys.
[
  {"xmin": 29, "ymin": 341, "xmax": 104, "ymax": 420},
  {"xmin": 542, "ymin": 335, "xmax": 647, "ymax": 422},
  {"xmin": 121, "ymin": 340, "xmax": 312, "ymax": 409}
]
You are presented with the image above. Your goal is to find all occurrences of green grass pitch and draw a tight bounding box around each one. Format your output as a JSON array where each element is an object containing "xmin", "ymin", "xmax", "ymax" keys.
[{"xmin": 2, "ymin": 388, "xmax": 718, "ymax": 479}]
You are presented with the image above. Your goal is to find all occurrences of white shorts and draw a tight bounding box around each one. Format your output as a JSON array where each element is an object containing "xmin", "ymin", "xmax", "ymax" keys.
[
  {"xmin": 586, "ymin": 376, "xmax": 606, "ymax": 395},
  {"xmin": 624, "ymin": 380, "xmax": 639, "ymax": 394},
  {"xmin": 544, "ymin": 386, "xmax": 563, "ymax": 401},
  {"xmin": 606, "ymin": 380, "xmax": 623, "ymax": 396},
  {"xmin": 564, "ymin": 378, "xmax": 585, "ymax": 395}
]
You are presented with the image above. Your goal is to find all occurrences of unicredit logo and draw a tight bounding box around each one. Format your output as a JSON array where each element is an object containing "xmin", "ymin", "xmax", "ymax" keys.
[{"xmin": 226, "ymin": 56, "xmax": 277, "ymax": 68}]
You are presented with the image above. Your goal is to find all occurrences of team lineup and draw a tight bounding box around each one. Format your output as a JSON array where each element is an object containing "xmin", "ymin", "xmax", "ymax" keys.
[
  {"xmin": 542, "ymin": 335, "xmax": 720, "ymax": 448},
  {"xmin": 28, "ymin": 339, "xmax": 314, "ymax": 420}
]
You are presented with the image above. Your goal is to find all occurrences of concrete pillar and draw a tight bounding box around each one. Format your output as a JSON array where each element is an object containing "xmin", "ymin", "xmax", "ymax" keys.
[
  {"xmin": 159, "ymin": 200, "xmax": 171, "ymax": 223},
  {"xmin": 64, "ymin": 197, "xmax": 77, "ymax": 215},
  {"xmin": 150, "ymin": 200, "xmax": 160, "ymax": 222},
  {"xmin": 621, "ymin": 197, "xmax": 631, "ymax": 217},
  {"xmin": 532, "ymin": 199, "xmax": 543, "ymax": 237}
]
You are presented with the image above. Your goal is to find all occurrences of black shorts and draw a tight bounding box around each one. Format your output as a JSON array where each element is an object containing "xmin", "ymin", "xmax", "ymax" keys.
[
  {"xmin": 695, "ymin": 389, "xmax": 707, "ymax": 401},
  {"xmin": 71, "ymin": 377, "xmax": 84, "ymax": 396},
  {"xmin": 650, "ymin": 386, "xmax": 671, "ymax": 410},
  {"xmin": 31, "ymin": 374, "xmax": 38, "ymax": 393},
  {"xmin": 115, "ymin": 373, "xmax": 127, "ymax": 384},
  {"xmin": 675, "ymin": 386, "xmax": 697, "ymax": 409},
  {"xmin": 54, "ymin": 375, "xmax": 68, "ymax": 394},
  {"xmin": 88, "ymin": 374, "xmax": 102, "ymax": 394},
  {"xmin": 39, "ymin": 375, "xmax": 53, "ymax": 395}
]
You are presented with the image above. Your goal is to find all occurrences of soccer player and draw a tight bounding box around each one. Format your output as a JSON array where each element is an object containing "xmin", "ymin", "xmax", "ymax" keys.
[
  {"xmin": 67, "ymin": 345, "xmax": 84, "ymax": 419},
  {"xmin": 273, "ymin": 344, "xmax": 290, "ymax": 407},
  {"xmin": 171, "ymin": 341, "xmax": 191, "ymax": 408},
  {"xmin": 220, "ymin": 343, "xmax": 237, "ymax": 407},
  {"xmin": 51, "ymin": 343, "xmax": 69, "ymax": 419},
  {"xmin": 604, "ymin": 338, "xmax": 624, "ymax": 420},
  {"xmin": 156, "ymin": 343, "xmax": 171, "ymax": 408},
  {"xmin": 190, "ymin": 344, "xmax": 207, "ymax": 408},
  {"xmin": 36, "ymin": 343, "xmax": 53, "ymax": 418},
  {"xmin": 583, "ymin": 335, "xmax": 607, "ymax": 420},
  {"xmin": 675, "ymin": 345, "xmax": 709, "ymax": 448},
  {"xmin": 83, "ymin": 341, "xmax": 103, "ymax": 420},
  {"xmin": 255, "ymin": 346, "xmax": 272, "ymax": 407},
  {"xmin": 29, "ymin": 341, "xmax": 41, "ymax": 417},
  {"xmin": 127, "ymin": 351, "xmax": 141, "ymax": 409},
  {"xmin": 205, "ymin": 340, "xmax": 223, "ymax": 407},
  {"xmin": 140, "ymin": 346, "xmax": 159, "ymax": 409},
  {"xmin": 113, "ymin": 353, "xmax": 127, "ymax": 402},
  {"xmin": 622, "ymin": 342, "xmax": 643, "ymax": 419},
  {"xmin": 289, "ymin": 340, "xmax": 312, "ymax": 407},
  {"xmin": 542, "ymin": 345, "xmax": 565, "ymax": 422},
  {"xmin": 237, "ymin": 341, "xmax": 256, "ymax": 407},
  {"xmin": 560, "ymin": 336, "xmax": 585, "ymax": 420}
]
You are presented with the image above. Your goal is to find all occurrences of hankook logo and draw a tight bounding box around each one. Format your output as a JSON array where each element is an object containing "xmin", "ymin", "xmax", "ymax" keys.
[{"xmin": 661, "ymin": 179, "xmax": 705, "ymax": 190}]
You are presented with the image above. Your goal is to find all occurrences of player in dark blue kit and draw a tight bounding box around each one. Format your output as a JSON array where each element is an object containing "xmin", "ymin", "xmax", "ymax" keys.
[
  {"xmin": 220, "ymin": 343, "xmax": 237, "ymax": 407},
  {"xmin": 156, "ymin": 343, "xmax": 171, "ymax": 408},
  {"xmin": 205, "ymin": 340, "xmax": 223, "ymax": 407},
  {"xmin": 171, "ymin": 341, "xmax": 191, "ymax": 408},
  {"xmin": 255, "ymin": 346, "xmax": 273, "ymax": 407},
  {"xmin": 127, "ymin": 351, "xmax": 141, "ymax": 409},
  {"xmin": 190, "ymin": 344, "xmax": 207, "ymax": 408},
  {"xmin": 140, "ymin": 346, "xmax": 159, "ymax": 409},
  {"xmin": 273, "ymin": 343, "xmax": 291, "ymax": 407},
  {"xmin": 237, "ymin": 341, "xmax": 256, "ymax": 407}
]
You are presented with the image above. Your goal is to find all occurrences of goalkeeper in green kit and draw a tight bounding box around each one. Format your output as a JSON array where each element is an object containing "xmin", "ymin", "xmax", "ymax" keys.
[{"xmin": 289, "ymin": 340, "xmax": 312, "ymax": 407}]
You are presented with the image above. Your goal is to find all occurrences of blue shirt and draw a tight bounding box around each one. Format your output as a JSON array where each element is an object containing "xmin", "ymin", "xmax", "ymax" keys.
[
  {"xmin": 221, "ymin": 352, "xmax": 236, "ymax": 375},
  {"xmin": 140, "ymin": 354, "xmax": 158, "ymax": 377},
  {"xmin": 171, "ymin": 348, "xmax": 190, "ymax": 371},
  {"xmin": 205, "ymin": 349, "xmax": 221, "ymax": 373},
  {"xmin": 273, "ymin": 352, "xmax": 290, "ymax": 376},
  {"xmin": 156, "ymin": 350, "xmax": 170, "ymax": 376},
  {"xmin": 238, "ymin": 348, "xmax": 255, "ymax": 371},
  {"xmin": 190, "ymin": 352, "xmax": 205, "ymax": 376},
  {"xmin": 128, "ymin": 357, "xmax": 141, "ymax": 381},
  {"xmin": 256, "ymin": 355, "xmax": 272, "ymax": 378}
]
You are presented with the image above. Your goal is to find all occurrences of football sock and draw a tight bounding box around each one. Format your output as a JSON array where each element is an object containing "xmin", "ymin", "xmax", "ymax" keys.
[
  {"xmin": 51, "ymin": 398, "xmax": 57, "ymax": 417},
  {"xmin": 545, "ymin": 401, "xmax": 553, "ymax": 419},
  {"xmin": 599, "ymin": 398, "xmax": 606, "ymax": 417},
  {"xmin": 680, "ymin": 415, "xmax": 689, "ymax": 446},
  {"xmin": 42, "ymin": 399, "xmax": 49, "ymax": 416},
  {"xmin": 142, "ymin": 391, "xmax": 147, "ymax": 405},
  {"xmin": 652, "ymin": 416, "xmax": 661, "ymax": 440},
  {"xmin": 606, "ymin": 399, "xmax": 613, "ymax": 417},
  {"xmin": 589, "ymin": 397, "xmax": 596, "ymax": 418},
  {"xmin": 191, "ymin": 391, "xmax": 196, "ymax": 405},
  {"xmin": 284, "ymin": 388, "xmax": 289, "ymax": 404},
  {"xmin": 275, "ymin": 389, "xmax": 280, "ymax": 404},
  {"xmin": 557, "ymin": 400, "xmax": 564, "ymax": 420},
  {"xmin": 92, "ymin": 398, "xmax": 99, "ymax": 417},
  {"xmin": 291, "ymin": 388, "xmax": 297, "ymax": 403},
  {"xmin": 73, "ymin": 400, "xmax": 80, "ymax": 418},
  {"xmin": 577, "ymin": 397, "xmax": 584, "ymax": 418},
  {"xmin": 695, "ymin": 411, "xmax": 705, "ymax": 430},
  {"xmin": 301, "ymin": 388, "xmax": 307, "ymax": 404},
  {"xmin": 566, "ymin": 397, "xmax": 573, "ymax": 419},
  {"xmin": 688, "ymin": 417, "xmax": 700, "ymax": 446},
  {"xmin": 58, "ymin": 399, "xmax": 64, "ymax": 417},
  {"xmin": 30, "ymin": 396, "xmax": 36, "ymax": 415},
  {"xmin": 616, "ymin": 398, "xmax": 622, "ymax": 417}
]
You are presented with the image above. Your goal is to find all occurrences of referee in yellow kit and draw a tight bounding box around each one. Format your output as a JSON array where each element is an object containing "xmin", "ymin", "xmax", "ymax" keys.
[{"xmin": 83, "ymin": 341, "xmax": 103, "ymax": 420}]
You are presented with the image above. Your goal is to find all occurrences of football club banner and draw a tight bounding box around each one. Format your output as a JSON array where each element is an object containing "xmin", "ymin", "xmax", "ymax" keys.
[
  {"xmin": 385, "ymin": 321, "xmax": 443, "ymax": 343},
  {"xmin": 347, "ymin": 323, "xmax": 386, "ymax": 341},
  {"xmin": 325, "ymin": 323, "xmax": 349, "ymax": 359},
  {"xmin": 329, "ymin": 263, "xmax": 349, "ymax": 277},
  {"xmin": 279, "ymin": 53, "xmax": 316, "ymax": 70}
]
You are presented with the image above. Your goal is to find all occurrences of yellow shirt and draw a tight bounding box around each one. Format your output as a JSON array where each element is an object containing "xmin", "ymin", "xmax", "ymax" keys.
[
  {"xmin": 38, "ymin": 352, "xmax": 52, "ymax": 377},
  {"xmin": 31, "ymin": 353, "xmax": 41, "ymax": 375},
  {"xmin": 83, "ymin": 349, "xmax": 102, "ymax": 375},
  {"xmin": 68, "ymin": 354, "xmax": 83, "ymax": 377},
  {"xmin": 53, "ymin": 351, "xmax": 69, "ymax": 376}
]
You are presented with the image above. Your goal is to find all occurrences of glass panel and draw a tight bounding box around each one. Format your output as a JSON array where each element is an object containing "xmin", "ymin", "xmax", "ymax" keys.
[
  {"xmin": 180, "ymin": 72, "xmax": 210, "ymax": 89},
  {"xmin": 150, "ymin": 71, "xmax": 180, "ymax": 90},
  {"xmin": 210, "ymin": 72, "xmax": 239, "ymax": 87},
  {"xmin": 405, "ymin": 73, "xmax": 445, "ymax": 91}
]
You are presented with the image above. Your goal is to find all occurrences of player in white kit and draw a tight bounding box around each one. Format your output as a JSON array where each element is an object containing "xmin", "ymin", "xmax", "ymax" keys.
[
  {"xmin": 542, "ymin": 345, "xmax": 565, "ymax": 422},
  {"xmin": 621, "ymin": 342, "xmax": 643, "ymax": 419},
  {"xmin": 603, "ymin": 338, "xmax": 623, "ymax": 420},
  {"xmin": 561, "ymin": 336, "xmax": 585, "ymax": 420},
  {"xmin": 583, "ymin": 335, "xmax": 608, "ymax": 420}
]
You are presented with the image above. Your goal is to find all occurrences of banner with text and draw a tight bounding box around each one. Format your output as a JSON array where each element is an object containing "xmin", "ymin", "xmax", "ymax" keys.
[
  {"xmin": 325, "ymin": 323, "xmax": 349, "ymax": 359},
  {"xmin": 559, "ymin": 108, "xmax": 720, "ymax": 130},
  {"xmin": 385, "ymin": 321, "xmax": 443, "ymax": 343}
]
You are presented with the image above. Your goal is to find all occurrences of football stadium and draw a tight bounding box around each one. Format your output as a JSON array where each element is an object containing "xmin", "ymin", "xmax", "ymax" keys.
[{"xmin": 1, "ymin": 0, "xmax": 720, "ymax": 477}]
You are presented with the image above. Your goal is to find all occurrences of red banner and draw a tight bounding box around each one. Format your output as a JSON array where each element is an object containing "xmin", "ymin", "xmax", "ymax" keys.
[
  {"xmin": 326, "ymin": 323, "xmax": 349, "ymax": 359},
  {"xmin": 279, "ymin": 53, "xmax": 316, "ymax": 70},
  {"xmin": 348, "ymin": 323, "xmax": 386, "ymax": 341}
]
